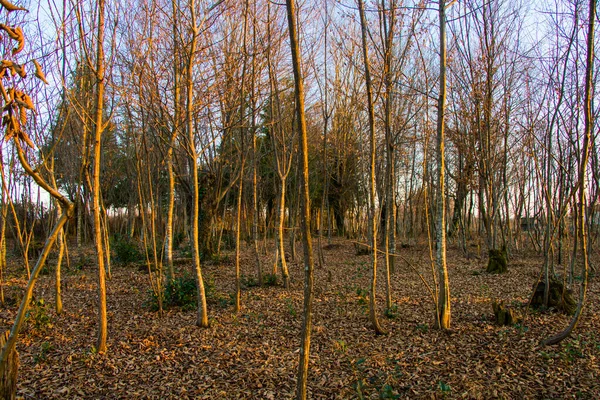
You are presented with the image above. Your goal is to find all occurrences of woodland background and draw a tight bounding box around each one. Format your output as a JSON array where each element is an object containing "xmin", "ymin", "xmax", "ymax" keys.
[{"xmin": 0, "ymin": 0, "xmax": 599, "ymax": 398}]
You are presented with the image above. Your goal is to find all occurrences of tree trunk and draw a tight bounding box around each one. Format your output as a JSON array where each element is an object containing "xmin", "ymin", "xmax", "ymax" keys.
[
  {"xmin": 91, "ymin": 0, "xmax": 108, "ymax": 353},
  {"xmin": 435, "ymin": 0, "xmax": 451, "ymax": 330},
  {"xmin": 278, "ymin": 179, "xmax": 290, "ymax": 288},
  {"xmin": 0, "ymin": 331, "xmax": 17, "ymax": 400},
  {"xmin": 187, "ymin": 0, "xmax": 209, "ymax": 328},
  {"xmin": 235, "ymin": 169, "xmax": 244, "ymax": 312},
  {"xmin": 285, "ymin": 1, "xmax": 315, "ymax": 398},
  {"xmin": 358, "ymin": 0, "xmax": 386, "ymax": 335},
  {"xmin": 164, "ymin": 0, "xmax": 181, "ymax": 281}
]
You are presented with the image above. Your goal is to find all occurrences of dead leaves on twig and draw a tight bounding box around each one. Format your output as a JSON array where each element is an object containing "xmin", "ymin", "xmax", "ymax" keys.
[
  {"xmin": 0, "ymin": 3, "xmax": 36, "ymax": 148},
  {"xmin": 2, "ymin": 87, "xmax": 34, "ymax": 147},
  {"xmin": 32, "ymin": 59, "xmax": 48, "ymax": 84},
  {"xmin": 0, "ymin": 24, "xmax": 24, "ymax": 54}
]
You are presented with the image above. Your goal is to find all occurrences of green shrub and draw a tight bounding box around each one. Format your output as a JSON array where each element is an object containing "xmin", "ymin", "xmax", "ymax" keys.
[
  {"xmin": 147, "ymin": 274, "xmax": 214, "ymax": 311},
  {"xmin": 241, "ymin": 274, "xmax": 259, "ymax": 288},
  {"xmin": 112, "ymin": 235, "xmax": 143, "ymax": 264},
  {"xmin": 164, "ymin": 275, "xmax": 197, "ymax": 310},
  {"xmin": 34, "ymin": 341, "xmax": 54, "ymax": 364},
  {"xmin": 26, "ymin": 299, "xmax": 52, "ymax": 331},
  {"xmin": 263, "ymin": 273, "xmax": 278, "ymax": 286},
  {"xmin": 384, "ymin": 305, "xmax": 398, "ymax": 319}
]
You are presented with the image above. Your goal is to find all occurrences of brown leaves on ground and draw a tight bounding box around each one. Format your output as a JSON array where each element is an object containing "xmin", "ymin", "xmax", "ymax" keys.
[{"xmin": 1, "ymin": 239, "xmax": 599, "ymax": 399}]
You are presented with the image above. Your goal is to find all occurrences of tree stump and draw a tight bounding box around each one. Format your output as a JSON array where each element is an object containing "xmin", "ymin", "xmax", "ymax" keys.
[
  {"xmin": 0, "ymin": 330, "xmax": 18, "ymax": 400},
  {"xmin": 492, "ymin": 300, "xmax": 520, "ymax": 325},
  {"xmin": 486, "ymin": 247, "xmax": 508, "ymax": 273},
  {"xmin": 531, "ymin": 278, "xmax": 577, "ymax": 315}
]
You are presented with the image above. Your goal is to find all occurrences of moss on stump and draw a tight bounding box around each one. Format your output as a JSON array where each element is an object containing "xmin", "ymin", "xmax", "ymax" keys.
[
  {"xmin": 492, "ymin": 300, "xmax": 521, "ymax": 325},
  {"xmin": 531, "ymin": 278, "xmax": 577, "ymax": 315},
  {"xmin": 487, "ymin": 247, "xmax": 508, "ymax": 273}
]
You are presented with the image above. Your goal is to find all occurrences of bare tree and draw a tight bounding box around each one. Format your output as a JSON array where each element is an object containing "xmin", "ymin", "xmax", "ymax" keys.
[
  {"xmin": 435, "ymin": 0, "xmax": 450, "ymax": 330},
  {"xmin": 542, "ymin": 0, "xmax": 595, "ymax": 346},
  {"xmin": 358, "ymin": 0, "xmax": 386, "ymax": 335},
  {"xmin": 284, "ymin": 0, "xmax": 316, "ymax": 398}
]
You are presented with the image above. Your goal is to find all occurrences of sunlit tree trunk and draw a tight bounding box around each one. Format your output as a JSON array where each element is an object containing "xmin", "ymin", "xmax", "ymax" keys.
[
  {"xmin": 381, "ymin": 0, "xmax": 396, "ymax": 309},
  {"xmin": 285, "ymin": 1, "xmax": 315, "ymax": 398},
  {"xmin": 187, "ymin": 0, "xmax": 209, "ymax": 328},
  {"xmin": 250, "ymin": 4, "xmax": 262, "ymax": 287},
  {"xmin": 435, "ymin": 0, "xmax": 451, "ymax": 330},
  {"xmin": 164, "ymin": 0, "xmax": 181, "ymax": 281},
  {"xmin": 358, "ymin": 0, "xmax": 386, "ymax": 335},
  {"xmin": 90, "ymin": 0, "xmax": 108, "ymax": 353}
]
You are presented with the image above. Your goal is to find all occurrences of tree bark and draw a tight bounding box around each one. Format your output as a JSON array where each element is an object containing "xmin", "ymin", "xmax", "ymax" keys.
[
  {"xmin": 187, "ymin": 0, "xmax": 209, "ymax": 328},
  {"xmin": 435, "ymin": 0, "xmax": 451, "ymax": 330},
  {"xmin": 91, "ymin": 0, "xmax": 108, "ymax": 353},
  {"xmin": 358, "ymin": 0, "xmax": 386, "ymax": 335},
  {"xmin": 285, "ymin": 1, "xmax": 315, "ymax": 398}
]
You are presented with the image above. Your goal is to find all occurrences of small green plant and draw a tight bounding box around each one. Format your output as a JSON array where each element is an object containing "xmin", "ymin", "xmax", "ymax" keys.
[
  {"xmin": 356, "ymin": 287, "xmax": 368, "ymax": 306},
  {"xmin": 263, "ymin": 273, "xmax": 278, "ymax": 286},
  {"xmin": 241, "ymin": 274, "xmax": 259, "ymax": 289},
  {"xmin": 379, "ymin": 384, "xmax": 400, "ymax": 399},
  {"xmin": 562, "ymin": 341, "xmax": 584, "ymax": 362},
  {"xmin": 285, "ymin": 298, "xmax": 297, "ymax": 317},
  {"xmin": 515, "ymin": 323, "xmax": 529, "ymax": 334},
  {"xmin": 415, "ymin": 323, "xmax": 429, "ymax": 333},
  {"xmin": 213, "ymin": 293, "xmax": 234, "ymax": 309},
  {"xmin": 111, "ymin": 235, "xmax": 142, "ymax": 264},
  {"xmin": 479, "ymin": 283, "xmax": 490, "ymax": 297},
  {"xmin": 26, "ymin": 299, "xmax": 52, "ymax": 331},
  {"xmin": 438, "ymin": 381, "xmax": 451, "ymax": 395},
  {"xmin": 333, "ymin": 339, "xmax": 347, "ymax": 353},
  {"xmin": 539, "ymin": 350, "xmax": 557, "ymax": 360},
  {"xmin": 71, "ymin": 254, "xmax": 92, "ymax": 273},
  {"xmin": 147, "ymin": 274, "xmax": 214, "ymax": 311},
  {"xmin": 384, "ymin": 305, "xmax": 398, "ymax": 319},
  {"xmin": 34, "ymin": 341, "xmax": 54, "ymax": 364}
]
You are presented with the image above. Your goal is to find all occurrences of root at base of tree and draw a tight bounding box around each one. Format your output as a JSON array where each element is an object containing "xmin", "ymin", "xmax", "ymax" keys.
[{"xmin": 531, "ymin": 278, "xmax": 577, "ymax": 315}]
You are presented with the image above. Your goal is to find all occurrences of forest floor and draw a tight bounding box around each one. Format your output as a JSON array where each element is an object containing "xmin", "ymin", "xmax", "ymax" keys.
[{"xmin": 1, "ymin": 237, "xmax": 600, "ymax": 399}]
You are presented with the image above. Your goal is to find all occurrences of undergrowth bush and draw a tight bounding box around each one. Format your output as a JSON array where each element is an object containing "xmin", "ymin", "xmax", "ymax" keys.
[
  {"xmin": 263, "ymin": 273, "xmax": 278, "ymax": 286},
  {"xmin": 112, "ymin": 235, "xmax": 142, "ymax": 264},
  {"xmin": 26, "ymin": 299, "xmax": 52, "ymax": 331},
  {"xmin": 147, "ymin": 274, "xmax": 214, "ymax": 311}
]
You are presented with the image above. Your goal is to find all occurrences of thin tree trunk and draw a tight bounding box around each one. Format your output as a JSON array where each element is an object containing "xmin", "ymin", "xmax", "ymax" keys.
[
  {"xmin": 164, "ymin": 0, "xmax": 181, "ymax": 281},
  {"xmin": 285, "ymin": 1, "xmax": 315, "ymax": 398},
  {"xmin": 435, "ymin": 0, "xmax": 451, "ymax": 330},
  {"xmin": 234, "ymin": 165, "xmax": 244, "ymax": 312},
  {"xmin": 278, "ymin": 179, "xmax": 290, "ymax": 288},
  {"xmin": 358, "ymin": 0, "xmax": 386, "ymax": 335},
  {"xmin": 90, "ymin": 0, "xmax": 108, "ymax": 353},
  {"xmin": 187, "ymin": 0, "xmax": 209, "ymax": 328}
]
